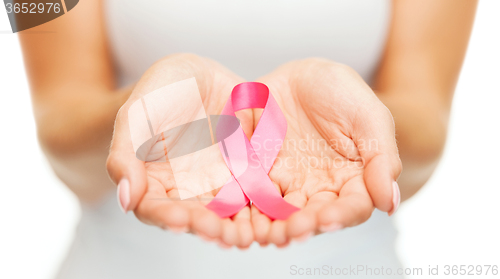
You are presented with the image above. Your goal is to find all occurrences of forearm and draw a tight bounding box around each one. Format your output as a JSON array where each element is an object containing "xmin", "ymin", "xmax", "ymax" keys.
[
  {"xmin": 34, "ymin": 85, "xmax": 133, "ymax": 203},
  {"xmin": 14, "ymin": 0, "xmax": 127, "ymax": 202},
  {"xmin": 370, "ymin": 0, "xmax": 477, "ymax": 201}
]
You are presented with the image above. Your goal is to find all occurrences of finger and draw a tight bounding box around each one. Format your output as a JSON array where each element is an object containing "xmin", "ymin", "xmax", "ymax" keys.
[
  {"xmin": 134, "ymin": 177, "xmax": 190, "ymax": 232},
  {"xmin": 251, "ymin": 205, "xmax": 271, "ymax": 247},
  {"xmin": 268, "ymin": 220, "xmax": 289, "ymax": 248},
  {"xmin": 365, "ymin": 154, "xmax": 401, "ymax": 215},
  {"xmin": 164, "ymin": 186, "xmax": 223, "ymax": 240},
  {"xmin": 353, "ymin": 104, "xmax": 402, "ymax": 214},
  {"xmin": 232, "ymin": 205, "xmax": 254, "ymax": 249},
  {"xmin": 219, "ymin": 218, "xmax": 238, "ymax": 248},
  {"xmin": 286, "ymin": 191, "xmax": 338, "ymax": 241},
  {"xmin": 107, "ymin": 104, "xmax": 148, "ymax": 213},
  {"xmin": 190, "ymin": 203, "xmax": 223, "ymax": 242},
  {"xmin": 317, "ymin": 176, "xmax": 374, "ymax": 231},
  {"xmin": 265, "ymin": 187, "xmax": 306, "ymax": 246},
  {"xmin": 282, "ymin": 191, "xmax": 312, "ymax": 241}
]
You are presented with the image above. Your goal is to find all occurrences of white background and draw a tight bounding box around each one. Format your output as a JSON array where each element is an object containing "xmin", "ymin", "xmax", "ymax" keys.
[{"xmin": 0, "ymin": 1, "xmax": 499, "ymax": 278}]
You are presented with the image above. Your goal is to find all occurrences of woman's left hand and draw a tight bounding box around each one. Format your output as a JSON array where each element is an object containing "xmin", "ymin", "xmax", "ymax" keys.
[{"xmin": 251, "ymin": 58, "xmax": 402, "ymax": 247}]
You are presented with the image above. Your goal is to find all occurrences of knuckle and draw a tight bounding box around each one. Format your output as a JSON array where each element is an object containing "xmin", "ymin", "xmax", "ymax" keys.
[
  {"xmin": 352, "ymin": 193, "xmax": 374, "ymax": 224},
  {"xmin": 357, "ymin": 203, "xmax": 373, "ymax": 224},
  {"xmin": 300, "ymin": 57, "xmax": 330, "ymax": 66},
  {"xmin": 105, "ymin": 152, "xmax": 121, "ymax": 180},
  {"xmin": 159, "ymin": 53, "xmax": 204, "ymax": 67},
  {"xmin": 394, "ymin": 157, "xmax": 403, "ymax": 176},
  {"xmin": 134, "ymin": 207, "xmax": 154, "ymax": 226},
  {"xmin": 322, "ymin": 61, "xmax": 355, "ymax": 77}
]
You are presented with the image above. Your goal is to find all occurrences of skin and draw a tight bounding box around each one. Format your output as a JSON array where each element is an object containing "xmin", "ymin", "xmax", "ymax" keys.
[
  {"xmin": 19, "ymin": 0, "xmax": 477, "ymax": 249},
  {"xmin": 253, "ymin": 59, "xmax": 402, "ymax": 246},
  {"xmin": 374, "ymin": 0, "xmax": 478, "ymax": 201},
  {"xmin": 107, "ymin": 54, "xmax": 256, "ymax": 248}
]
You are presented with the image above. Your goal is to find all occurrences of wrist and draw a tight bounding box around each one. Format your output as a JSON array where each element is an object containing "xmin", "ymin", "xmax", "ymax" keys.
[{"xmin": 37, "ymin": 87, "xmax": 131, "ymax": 159}]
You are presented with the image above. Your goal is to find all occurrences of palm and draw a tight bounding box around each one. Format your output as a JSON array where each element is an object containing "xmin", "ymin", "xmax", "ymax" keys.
[
  {"xmin": 108, "ymin": 54, "xmax": 255, "ymax": 248},
  {"xmin": 272, "ymin": 94, "xmax": 366, "ymax": 210},
  {"xmin": 251, "ymin": 59, "xmax": 401, "ymax": 246}
]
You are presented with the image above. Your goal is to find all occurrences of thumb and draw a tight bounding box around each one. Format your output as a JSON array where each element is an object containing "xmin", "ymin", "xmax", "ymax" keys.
[
  {"xmin": 106, "ymin": 102, "xmax": 148, "ymax": 213},
  {"xmin": 353, "ymin": 104, "xmax": 402, "ymax": 215}
]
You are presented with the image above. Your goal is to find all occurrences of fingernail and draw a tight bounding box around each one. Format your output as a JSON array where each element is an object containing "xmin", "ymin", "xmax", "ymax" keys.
[
  {"xmin": 318, "ymin": 223, "xmax": 343, "ymax": 233},
  {"xmin": 117, "ymin": 178, "xmax": 130, "ymax": 213},
  {"xmin": 167, "ymin": 226, "xmax": 189, "ymax": 234},
  {"xmin": 291, "ymin": 232, "xmax": 313, "ymax": 243},
  {"xmin": 388, "ymin": 181, "xmax": 401, "ymax": 216}
]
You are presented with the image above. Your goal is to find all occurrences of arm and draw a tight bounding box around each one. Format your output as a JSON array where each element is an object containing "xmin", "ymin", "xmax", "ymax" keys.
[
  {"xmin": 19, "ymin": 0, "xmax": 131, "ymax": 202},
  {"xmin": 374, "ymin": 0, "xmax": 477, "ymax": 201}
]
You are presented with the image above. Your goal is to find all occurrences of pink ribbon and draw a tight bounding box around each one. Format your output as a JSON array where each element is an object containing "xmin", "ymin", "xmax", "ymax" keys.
[{"xmin": 206, "ymin": 82, "xmax": 299, "ymax": 220}]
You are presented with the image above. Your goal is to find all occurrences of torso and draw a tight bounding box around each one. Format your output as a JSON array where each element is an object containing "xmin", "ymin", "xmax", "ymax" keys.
[{"xmin": 104, "ymin": 0, "xmax": 390, "ymax": 83}]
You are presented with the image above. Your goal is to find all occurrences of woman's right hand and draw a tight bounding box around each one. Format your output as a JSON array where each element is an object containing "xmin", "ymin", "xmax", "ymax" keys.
[{"xmin": 106, "ymin": 54, "xmax": 255, "ymax": 249}]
